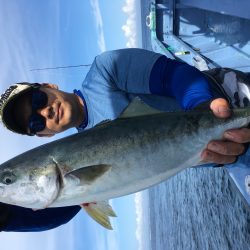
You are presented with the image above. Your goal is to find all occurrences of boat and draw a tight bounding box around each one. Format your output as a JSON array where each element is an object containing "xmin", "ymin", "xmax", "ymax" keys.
[{"xmin": 142, "ymin": 0, "xmax": 250, "ymax": 206}]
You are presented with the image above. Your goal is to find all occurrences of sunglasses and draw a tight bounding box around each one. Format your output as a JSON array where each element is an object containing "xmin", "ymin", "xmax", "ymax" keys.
[{"xmin": 28, "ymin": 88, "xmax": 48, "ymax": 135}]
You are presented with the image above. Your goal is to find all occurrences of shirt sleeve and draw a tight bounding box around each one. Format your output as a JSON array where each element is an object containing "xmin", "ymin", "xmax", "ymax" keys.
[
  {"xmin": 91, "ymin": 48, "xmax": 162, "ymax": 94},
  {"xmin": 2, "ymin": 203, "xmax": 81, "ymax": 232},
  {"xmin": 149, "ymin": 55, "xmax": 214, "ymax": 110}
]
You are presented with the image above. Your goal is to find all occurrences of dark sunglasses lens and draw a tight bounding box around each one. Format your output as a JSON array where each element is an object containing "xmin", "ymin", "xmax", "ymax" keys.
[
  {"xmin": 32, "ymin": 90, "xmax": 47, "ymax": 109},
  {"xmin": 29, "ymin": 114, "xmax": 46, "ymax": 134}
]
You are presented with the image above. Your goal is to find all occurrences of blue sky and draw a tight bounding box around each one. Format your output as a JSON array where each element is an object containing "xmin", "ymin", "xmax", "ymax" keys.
[{"xmin": 0, "ymin": 1, "xmax": 143, "ymax": 249}]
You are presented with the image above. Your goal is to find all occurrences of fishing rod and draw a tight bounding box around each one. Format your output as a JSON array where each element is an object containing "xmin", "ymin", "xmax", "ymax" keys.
[{"xmin": 30, "ymin": 64, "xmax": 91, "ymax": 71}]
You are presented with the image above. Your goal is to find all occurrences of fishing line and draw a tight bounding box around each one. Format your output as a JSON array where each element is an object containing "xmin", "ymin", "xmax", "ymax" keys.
[{"xmin": 30, "ymin": 64, "xmax": 91, "ymax": 71}]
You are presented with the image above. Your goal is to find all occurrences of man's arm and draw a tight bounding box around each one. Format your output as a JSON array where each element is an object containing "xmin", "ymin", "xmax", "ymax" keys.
[
  {"xmin": 92, "ymin": 48, "xmax": 161, "ymax": 94},
  {"xmin": 92, "ymin": 48, "xmax": 250, "ymax": 165}
]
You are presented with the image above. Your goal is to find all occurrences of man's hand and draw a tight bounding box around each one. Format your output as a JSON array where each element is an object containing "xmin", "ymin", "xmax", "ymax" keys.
[{"xmin": 201, "ymin": 98, "xmax": 250, "ymax": 164}]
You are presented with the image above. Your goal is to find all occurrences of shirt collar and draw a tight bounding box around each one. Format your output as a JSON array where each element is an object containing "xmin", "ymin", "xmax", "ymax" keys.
[{"xmin": 73, "ymin": 89, "xmax": 88, "ymax": 131}]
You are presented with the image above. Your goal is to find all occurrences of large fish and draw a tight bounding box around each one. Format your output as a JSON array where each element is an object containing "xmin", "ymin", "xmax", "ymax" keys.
[{"xmin": 0, "ymin": 99, "xmax": 249, "ymax": 229}]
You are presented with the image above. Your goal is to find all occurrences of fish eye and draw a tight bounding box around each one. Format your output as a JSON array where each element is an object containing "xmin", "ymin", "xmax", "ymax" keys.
[{"xmin": 1, "ymin": 171, "xmax": 16, "ymax": 185}]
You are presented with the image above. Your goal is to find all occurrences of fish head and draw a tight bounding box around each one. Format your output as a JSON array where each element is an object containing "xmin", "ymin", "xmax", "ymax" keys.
[{"xmin": 0, "ymin": 155, "xmax": 60, "ymax": 209}]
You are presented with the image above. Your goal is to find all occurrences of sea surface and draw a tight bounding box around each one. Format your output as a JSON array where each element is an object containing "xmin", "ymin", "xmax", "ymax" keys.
[
  {"xmin": 140, "ymin": 1, "xmax": 250, "ymax": 249},
  {"xmin": 144, "ymin": 167, "xmax": 250, "ymax": 250}
]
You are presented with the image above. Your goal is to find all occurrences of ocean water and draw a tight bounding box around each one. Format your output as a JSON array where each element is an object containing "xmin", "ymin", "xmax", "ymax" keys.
[
  {"xmin": 140, "ymin": 1, "xmax": 250, "ymax": 249},
  {"xmin": 146, "ymin": 167, "xmax": 250, "ymax": 250}
]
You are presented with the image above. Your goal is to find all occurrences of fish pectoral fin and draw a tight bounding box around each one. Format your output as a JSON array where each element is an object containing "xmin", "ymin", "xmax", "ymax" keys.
[
  {"xmin": 119, "ymin": 97, "xmax": 164, "ymax": 118},
  {"xmin": 65, "ymin": 164, "xmax": 111, "ymax": 184},
  {"xmin": 81, "ymin": 201, "xmax": 117, "ymax": 230}
]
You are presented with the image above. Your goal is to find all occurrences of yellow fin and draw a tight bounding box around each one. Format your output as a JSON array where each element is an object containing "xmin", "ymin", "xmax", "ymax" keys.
[
  {"xmin": 81, "ymin": 201, "xmax": 117, "ymax": 230},
  {"xmin": 120, "ymin": 97, "xmax": 163, "ymax": 118}
]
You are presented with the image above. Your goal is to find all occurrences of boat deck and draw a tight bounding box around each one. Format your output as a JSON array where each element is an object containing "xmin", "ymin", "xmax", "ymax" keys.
[{"xmin": 143, "ymin": 0, "xmax": 250, "ymax": 71}]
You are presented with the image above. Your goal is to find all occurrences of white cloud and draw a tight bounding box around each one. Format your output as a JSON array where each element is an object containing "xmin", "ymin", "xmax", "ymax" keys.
[
  {"xmin": 91, "ymin": 224, "xmax": 119, "ymax": 250},
  {"xmin": 90, "ymin": 0, "xmax": 106, "ymax": 52},
  {"xmin": 105, "ymin": 199, "xmax": 119, "ymax": 250},
  {"xmin": 135, "ymin": 191, "xmax": 150, "ymax": 250},
  {"xmin": 122, "ymin": 0, "xmax": 141, "ymax": 48},
  {"xmin": 106, "ymin": 229, "xmax": 119, "ymax": 250}
]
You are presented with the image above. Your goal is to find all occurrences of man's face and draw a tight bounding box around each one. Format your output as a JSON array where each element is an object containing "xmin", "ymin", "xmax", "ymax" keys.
[{"xmin": 15, "ymin": 85, "xmax": 83, "ymax": 137}]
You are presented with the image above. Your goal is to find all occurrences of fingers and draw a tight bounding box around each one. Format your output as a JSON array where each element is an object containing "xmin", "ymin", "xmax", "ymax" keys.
[
  {"xmin": 201, "ymin": 149, "xmax": 237, "ymax": 165},
  {"xmin": 200, "ymin": 128, "xmax": 250, "ymax": 165},
  {"xmin": 199, "ymin": 98, "xmax": 250, "ymax": 165},
  {"xmin": 207, "ymin": 140, "xmax": 245, "ymax": 156},
  {"xmin": 201, "ymin": 140, "xmax": 246, "ymax": 165},
  {"xmin": 224, "ymin": 128, "xmax": 250, "ymax": 143},
  {"xmin": 209, "ymin": 98, "xmax": 231, "ymax": 118}
]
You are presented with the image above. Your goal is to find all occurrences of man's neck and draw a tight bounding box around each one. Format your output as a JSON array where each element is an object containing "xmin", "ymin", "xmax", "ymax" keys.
[{"xmin": 73, "ymin": 91, "xmax": 87, "ymax": 129}]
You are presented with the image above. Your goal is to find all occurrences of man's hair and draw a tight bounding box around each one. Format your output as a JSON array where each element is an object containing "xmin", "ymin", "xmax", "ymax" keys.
[{"xmin": 0, "ymin": 82, "xmax": 40, "ymax": 135}]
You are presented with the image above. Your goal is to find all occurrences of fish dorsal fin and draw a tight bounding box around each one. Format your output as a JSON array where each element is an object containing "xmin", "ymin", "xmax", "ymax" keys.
[
  {"xmin": 65, "ymin": 164, "xmax": 111, "ymax": 184},
  {"xmin": 120, "ymin": 97, "xmax": 164, "ymax": 118},
  {"xmin": 92, "ymin": 98, "xmax": 163, "ymax": 129},
  {"xmin": 81, "ymin": 201, "xmax": 117, "ymax": 230}
]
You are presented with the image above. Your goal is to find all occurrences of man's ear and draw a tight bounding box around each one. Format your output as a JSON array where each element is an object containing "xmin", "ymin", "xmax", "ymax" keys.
[
  {"xmin": 36, "ymin": 133, "xmax": 55, "ymax": 138},
  {"xmin": 40, "ymin": 83, "xmax": 59, "ymax": 89}
]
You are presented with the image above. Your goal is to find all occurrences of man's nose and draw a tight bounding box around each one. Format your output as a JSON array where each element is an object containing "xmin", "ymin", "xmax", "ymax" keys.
[{"xmin": 37, "ymin": 106, "xmax": 53, "ymax": 119}]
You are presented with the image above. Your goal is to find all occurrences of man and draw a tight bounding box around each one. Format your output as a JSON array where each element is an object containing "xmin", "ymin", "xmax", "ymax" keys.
[{"xmin": 0, "ymin": 48, "xmax": 249, "ymax": 231}]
